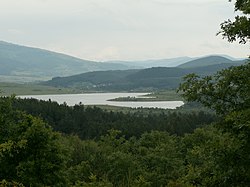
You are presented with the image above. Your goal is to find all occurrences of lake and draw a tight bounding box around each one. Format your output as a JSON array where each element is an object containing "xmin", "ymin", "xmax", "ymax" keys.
[{"xmin": 19, "ymin": 93, "xmax": 184, "ymax": 109}]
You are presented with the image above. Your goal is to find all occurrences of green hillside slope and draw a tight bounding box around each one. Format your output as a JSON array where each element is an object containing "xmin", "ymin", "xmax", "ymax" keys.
[
  {"xmin": 43, "ymin": 61, "xmax": 245, "ymax": 91},
  {"xmin": 0, "ymin": 41, "xmax": 130, "ymax": 81},
  {"xmin": 178, "ymin": 55, "xmax": 245, "ymax": 68},
  {"xmin": 47, "ymin": 69, "xmax": 139, "ymax": 88}
]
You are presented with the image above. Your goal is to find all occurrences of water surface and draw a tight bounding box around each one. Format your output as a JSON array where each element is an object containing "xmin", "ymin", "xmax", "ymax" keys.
[{"xmin": 20, "ymin": 93, "xmax": 184, "ymax": 109}]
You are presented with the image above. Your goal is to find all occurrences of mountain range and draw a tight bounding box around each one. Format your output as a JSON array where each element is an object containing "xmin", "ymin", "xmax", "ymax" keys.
[
  {"xmin": 43, "ymin": 59, "xmax": 246, "ymax": 91},
  {"xmin": 0, "ymin": 41, "xmax": 247, "ymax": 87},
  {"xmin": 0, "ymin": 41, "xmax": 130, "ymax": 82}
]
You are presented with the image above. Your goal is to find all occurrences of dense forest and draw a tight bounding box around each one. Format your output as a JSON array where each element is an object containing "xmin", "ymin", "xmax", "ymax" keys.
[
  {"xmin": 0, "ymin": 61, "xmax": 249, "ymax": 186},
  {"xmin": 11, "ymin": 98, "xmax": 215, "ymax": 139},
  {"xmin": 1, "ymin": 0, "xmax": 250, "ymax": 186}
]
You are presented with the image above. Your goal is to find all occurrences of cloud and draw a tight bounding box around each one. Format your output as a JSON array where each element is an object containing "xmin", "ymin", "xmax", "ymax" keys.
[{"xmin": 0, "ymin": 0, "xmax": 247, "ymax": 60}]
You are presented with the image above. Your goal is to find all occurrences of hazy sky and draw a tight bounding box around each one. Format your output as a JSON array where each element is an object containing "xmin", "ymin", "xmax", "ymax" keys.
[{"xmin": 0, "ymin": 0, "xmax": 249, "ymax": 61}]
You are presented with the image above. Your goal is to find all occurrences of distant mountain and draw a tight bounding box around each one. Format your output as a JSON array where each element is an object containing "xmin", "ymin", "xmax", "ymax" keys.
[
  {"xmin": 178, "ymin": 55, "xmax": 245, "ymax": 68},
  {"xmin": 43, "ymin": 61, "xmax": 245, "ymax": 91},
  {"xmin": 141, "ymin": 57, "xmax": 193, "ymax": 67},
  {"xmin": 0, "ymin": 41, "xmax": 246, "ymax": 84},
  {"xmin": 219, "ymin": 54, "xmax": 246, "ymax": 61},
  {"xmin": 0, "ymin": 41, "xmax": 132, "ymax": 82},
  {"xmin": 44, "ymin": 67, "xmax": 189, "ymax": 91},
  {"xmin": 107, "ymin": 56, "xmax": 193, "ymax": 68},
  {"xmin": 107, "ymin": 55, "xmax": 245, "ymax": 69}
]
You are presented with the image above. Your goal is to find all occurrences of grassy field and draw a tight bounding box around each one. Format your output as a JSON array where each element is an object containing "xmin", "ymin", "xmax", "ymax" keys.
[{"xmin": 0, "ymin": 82, "xmax": 78, "ymax": 96}]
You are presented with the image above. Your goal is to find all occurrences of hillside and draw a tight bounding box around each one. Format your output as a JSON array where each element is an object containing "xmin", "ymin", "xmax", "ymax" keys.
[
  {"xmin": 0, "ymin": 41, "xmax": 245, "ymax": 84},
  {"xmin": 107, "ymin": 56, "xmax": 193, "ymax": 68},
  {"xmin": 0, "ymin": 41, "xmax": 246, "ymax": 85},
  {"xmin": 47, "ymin": 69, "xmax": 139, "ymax": 88},
  {"xmin": 42, "ymin": 67, "xmax": 188, "ymax": 91},
  {"xmin": 43, "ymin": 61, "xmax": 245, "ymax": 91},
  {"xmin": 107, "ymin": 55, "xmax": 245, "ymax": 69},
  {"xmin": 0, "ymin": 41, "xmax": 131, "ymax": 82},
  {"xmin": 178, "ymin": 55, "xmax": 245, "ymax": 68}
]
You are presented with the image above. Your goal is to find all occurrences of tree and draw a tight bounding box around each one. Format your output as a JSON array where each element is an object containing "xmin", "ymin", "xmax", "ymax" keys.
[
  {"xmin": 178, "ymin": 66, "xmax": 250, "ymax": 186},
  {"xmin": 218, "ymin": 0, "xmax": 250, "ymax": 45},
  {"xmin": 177, "ymin": 1, "xmax": 250, "ymax": 185},
  {"xmin": 0, "ymin": 97, "xmax": 68, "ymax": 186},
  {"xmin": 179, "ymin": 125, "xmax": 249, "ymax": 186},
  {"xmin": 178, "ymin": 63, "xmax": 250, "ymax": 116},
  {"xmin": 134, "ymin": 131, "xmax": 184, "ymax": 186}
]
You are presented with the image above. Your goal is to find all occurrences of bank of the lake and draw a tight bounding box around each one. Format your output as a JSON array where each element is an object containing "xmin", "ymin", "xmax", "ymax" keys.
[{"xmin": 19, "ymin": 93, "xmax": 184, "ymax": 109}]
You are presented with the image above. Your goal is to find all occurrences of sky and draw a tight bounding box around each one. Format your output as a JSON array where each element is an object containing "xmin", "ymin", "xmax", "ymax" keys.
[{"xmin": 0, "ymin": 0, "xmax": 249, "ymax": 61}]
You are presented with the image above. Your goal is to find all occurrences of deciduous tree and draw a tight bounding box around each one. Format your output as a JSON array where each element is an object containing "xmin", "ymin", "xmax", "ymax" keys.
[
  {"xmin": 0, "ymin": 97, "xmax": 67, "ymax": 186},
  {"xmin": 218, "ymin": 0, "xmax": 250, "ymax": 45}
]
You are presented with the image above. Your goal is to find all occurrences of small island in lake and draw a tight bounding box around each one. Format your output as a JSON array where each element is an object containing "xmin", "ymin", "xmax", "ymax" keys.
[{"xmin": 108, "ymin": 91, "xmax": 183, "ymax": 102}]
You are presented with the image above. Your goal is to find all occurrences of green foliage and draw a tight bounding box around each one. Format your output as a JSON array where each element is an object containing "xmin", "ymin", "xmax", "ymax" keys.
[
  {"xmin": 178, "ymin": 2, "xmax": 250, "ymax": 180},
  {"xmin": 72, "ymin": 175, "xmax": 113, "ymax": 187},
  {"xmin": 0, "ymin": 97, "xmax": 67, "ymax": 186},
  {"xmin": 1, "ymin": 2, "xmax": 249, "ymax": 187},
  {"xmin": 133, "ymin": 131, "xmax": 184, "ymax": 186},
  {"xmin": 180, "ymin": 4, "xmax": 250, "ymax": 186},
  {"xmin": 178, "ymin": 61, "xmax": 250, "ymax": 185},
  {"xmin": 178, "ymin": 62, "xmax": 250, "ymax": 115},
  {"xmin": 12, "ymin": 98, "xmax": 216, "ymax": 139},
  {"xmin": 0, "ymin": 180, "xmax": 24, "ymax": 187},
  {"xmin": 181, "ymin": 126, "xmax": 245, "ymax": 186},
  {"xmin": 218, "ymin": 0, "xmax": 250, "ymax": 45},
  {"xmin": 63, "ymin": 130, "xmax": 184, "ymax": 187}
]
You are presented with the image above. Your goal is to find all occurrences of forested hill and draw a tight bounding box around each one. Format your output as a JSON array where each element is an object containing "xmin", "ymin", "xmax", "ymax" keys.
[
  {"xmin": 0, "ymin": 41, "xmax": 131, "ymax": 81},
  {"xmin": 43, "ymin": 61, "xmax": 245, "ymax": 91},
  {"xmin": 0, "ymin": 41, "xmax": 245, "ymax": 83},
  {"xmin": 44, "ymin": 69, "xmax": 140, "ymax": 89},
  {"xmin": 178, "ymin": 55, "xmax": 245, "ymax": 68}
]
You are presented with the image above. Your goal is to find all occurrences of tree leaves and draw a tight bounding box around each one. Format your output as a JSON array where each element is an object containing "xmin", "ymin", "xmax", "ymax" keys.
[
  {"xmin": 0, "ymin": 98, "xmax": 67, "ymax": 186},
  {"xmin": 218, "ymin": 1, "xmax": 250, "ymax": 46},
  {"xmin": 179, "ymin": 63, "xmax": 250, "ymax": 116}
]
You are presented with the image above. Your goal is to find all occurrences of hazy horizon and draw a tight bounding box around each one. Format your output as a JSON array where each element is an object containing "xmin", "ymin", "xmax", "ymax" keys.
[
  {"xmin": 1, "ymin": 0, "xmax": 249, "ymax": 61},
  {"xmin": 1, "ymin": 40, "xmax": 246, "ymax": 63}
]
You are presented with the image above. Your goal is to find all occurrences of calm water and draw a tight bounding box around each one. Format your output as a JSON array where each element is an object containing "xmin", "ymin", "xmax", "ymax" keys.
[{"xmin": 19, "ymin": 93, "xmax": 184, "ymax": 109}]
